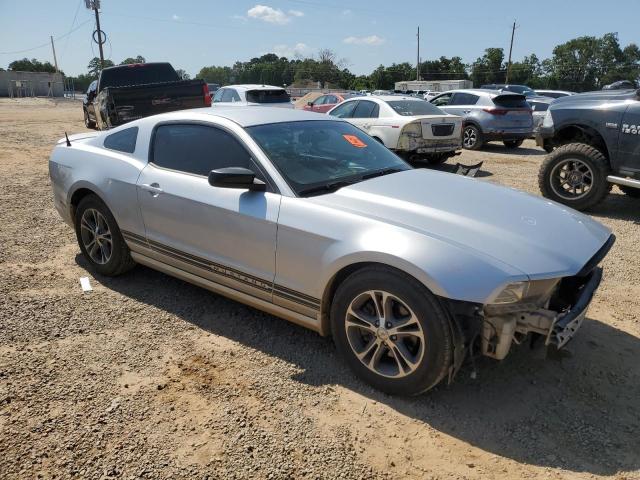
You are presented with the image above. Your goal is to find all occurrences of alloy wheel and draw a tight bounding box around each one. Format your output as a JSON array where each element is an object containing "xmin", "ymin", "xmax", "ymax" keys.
[
  {"xmin": 344, "ymin": 290, "xmax": 425, "ymax": 378},
  {"xmin": 549, "ymin": 158, "xmax": 594, "ymax": 200},
  {"xmin": 80, "ymin": 208, "xmax": 113, "ymax": 264},
  {"xmin": 463, "ymin": 127, "xmax": 477, "ymax": 148}
]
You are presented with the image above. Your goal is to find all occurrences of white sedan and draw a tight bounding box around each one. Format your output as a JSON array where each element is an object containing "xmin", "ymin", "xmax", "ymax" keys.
[
  {"xmin": 212, "ymin": 84, "xmax": 294, "ymax": 109},
  {"xmin": 328, "ymin": 95, "xmax": 462, "ymax": 165}
]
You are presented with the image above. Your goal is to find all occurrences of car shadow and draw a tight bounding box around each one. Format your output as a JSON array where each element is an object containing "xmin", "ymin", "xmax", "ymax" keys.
[
  {"xmin": 589, "ymin": 192, "xmax": 640, "ymax": 223},
  {"xmin": 85, "ymin": 255, "xmax": 640, "ymax": 476},
  {"xmin": 480, "ymin": 143, "xmax": 546, "ymax": 156}
]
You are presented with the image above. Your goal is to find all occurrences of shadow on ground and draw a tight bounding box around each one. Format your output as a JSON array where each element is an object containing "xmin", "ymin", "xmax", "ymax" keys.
[
  {"xmin": 86, "ymin": 254, "xmax": 640, "ymax": 477},
  {"xmin": 480, "ymin": 143, "xmax": 546, "ymax": 156}
]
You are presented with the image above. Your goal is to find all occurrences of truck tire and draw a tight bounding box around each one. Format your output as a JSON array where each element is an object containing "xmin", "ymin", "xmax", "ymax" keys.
[
  {"xmin": 83, "ymin": 109, "xmax": 96, "ymax": 129},
  {"xmin": 619, "ymin": 185, "xmax": 640, "ymax": 198},
  {"xmin": 330, "ymin": 265, "xmax": 452, "ymax": 395},
  {"xmin": 538, "ymin": 143, "xmax": 611, "ymax": 211},
  {"xmin": 503, "ymin": 139, "xmax": 524, "ymax": 149},
  {"xmin": 74, "ymin": 194, "xmax": 136, "ymax": 276},
  {"xmin": 463, "ymin": 125, "xmax": 484, "ymax": 150}
]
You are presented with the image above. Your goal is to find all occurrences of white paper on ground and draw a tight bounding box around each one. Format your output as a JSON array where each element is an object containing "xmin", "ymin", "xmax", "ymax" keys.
[{"xmin": 80, "ymin": 277, "xmax": 93, "ymax": 292}]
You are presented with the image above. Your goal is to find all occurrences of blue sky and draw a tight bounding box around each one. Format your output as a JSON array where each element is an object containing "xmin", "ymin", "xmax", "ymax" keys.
[{"xmin": 1, "ymin": 0, "xmax": 638, "ymax": 77}]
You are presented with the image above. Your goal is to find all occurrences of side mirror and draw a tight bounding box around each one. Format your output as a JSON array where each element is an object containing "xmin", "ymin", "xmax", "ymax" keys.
[
  {"xmin": 208, "ymin": 167, "xmax": 266, "ymax": 191},
  {"xmin": 307, "ymin": 101, "xmax": 314, "ymax": 106}
]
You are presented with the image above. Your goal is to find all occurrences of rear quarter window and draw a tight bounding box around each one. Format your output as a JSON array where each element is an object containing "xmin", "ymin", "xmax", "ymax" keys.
[{"xmin": 103, "ymin": 127, "xmax": 138, "ymax": 154}]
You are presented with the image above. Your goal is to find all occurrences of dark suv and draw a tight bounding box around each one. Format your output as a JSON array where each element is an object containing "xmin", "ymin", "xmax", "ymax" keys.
[{"xmin": 536, "ymin": 89, "xmax": 640, "ymax": 210}]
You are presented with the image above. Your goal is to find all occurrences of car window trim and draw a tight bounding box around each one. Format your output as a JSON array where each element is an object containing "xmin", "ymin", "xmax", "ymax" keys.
[{"xmin": 148, "ymin": 120, "xmax": 280, "ymax": 194}]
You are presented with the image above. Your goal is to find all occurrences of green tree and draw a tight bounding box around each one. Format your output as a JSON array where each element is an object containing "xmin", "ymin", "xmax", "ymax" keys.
[
  {"xmin": 87, "ymin": 57, "xmax": 115, "ymax": 78},
  {"xmin": 119, "ymin": 55, "xmax": 146, "ymax": 65},
  {"xmin": 471, "ymin": 48, "xmax": 505, "ymax": 86},
  {"xmin": 8, "ymin": 57, "xmax": 59, "ymax": 73},
  {"xmin": 175, "ymin": 69, "xmax": 190, "ymax": 80}
]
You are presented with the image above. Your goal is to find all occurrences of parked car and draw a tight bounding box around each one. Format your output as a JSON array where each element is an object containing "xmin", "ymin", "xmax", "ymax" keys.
[
  {"xmin": 371, "ymin": 90, "xmax": 391, "ymax": 96},
  {"xmin": 430, "ymin": 89, "xmax": 533, "ymax": 150},
  {"xmin": 328, "ymin": 95, "xmax": 462, "ymax": 164},
  {"xmin": 527, "ymin": 96, "xmax": 553, "ymax": 137},
  {"xmin": 212, "ymin": 84, "xmax": 293, "ymax": 108},
  {"xmin": 536, "ymin": 88, "xmax": 640, "ymax": 210},
  {"xmin": 50, "ymin": 107, "xmax": 614, "ymax": 395},
  {"xmin": 602, "ymin": 80, "xmax": 636, "ymax": 90},
  {"xmin": 303, "ymin": 93, "xmax": 360, "ymax": 113},
  {"xmin": 206, "ymin": 83, "xmax": 220, "ymax": 97},
  {"xmin": 534, "ymin": 89, "xmax": 575, "ymax": 99},
  {"xmin": 82, "ymin": 62, "xmax": 211, "ymax": 130}
]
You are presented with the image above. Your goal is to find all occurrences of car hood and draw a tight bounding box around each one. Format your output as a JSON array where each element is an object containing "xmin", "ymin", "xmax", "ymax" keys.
[
  {"xmin": 552, "ymin": 89, "xmax": 638, "ymax": 105},
  {"xmin": 309, "ymin": 169, "xmax": 611, "ymax": 279}
]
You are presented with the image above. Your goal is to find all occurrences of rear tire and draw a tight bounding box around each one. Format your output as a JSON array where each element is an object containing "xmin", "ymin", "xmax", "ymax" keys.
[
  {"xmin": 503, "ymin": 139, "xmax": 524, "ymax": 149},
  {"xmin": 463, "ymin": 124, "xmax": 483, "ymax": 150},
  {"xmin": 331, "ymin": 266, "xmax": 452, "ymax": 395},
  {"xmin": 619, "ymin": 185, "xmax": 640, "ymax": 198},
  {"xmin": 74, "ymin": 194, "xmax": 136, "ymax": 276},
  {"xmin": 538, "ymin": 143, "xmax": 611, "ymax": 211}
]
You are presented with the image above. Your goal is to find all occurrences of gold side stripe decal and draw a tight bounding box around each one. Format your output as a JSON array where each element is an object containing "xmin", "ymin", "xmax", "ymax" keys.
[{"xmin": 121, "ymin": 230, "xmax": 320, "ymax": 308}]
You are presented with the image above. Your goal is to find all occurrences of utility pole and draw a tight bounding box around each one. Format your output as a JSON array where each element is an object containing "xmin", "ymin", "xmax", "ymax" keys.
[
  {"xmin": 416, "ymin": 26, "xmax": 420, "ymax": 81},
  {"xmin": 86, "ymin": 0, "xmax": 105, "ymax": 68},
  {"xmin": 506, "ymin": 20, "xmax": 517, "ymax": 84},
  {"xmin": 50, "ymin": 36, "xmax": 59, "ymax": 73}
]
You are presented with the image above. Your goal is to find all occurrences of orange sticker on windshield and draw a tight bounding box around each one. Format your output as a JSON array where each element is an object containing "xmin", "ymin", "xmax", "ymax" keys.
[{"xmin": 342, "ymin": 134, "xmax": 367, "ymax": 148}]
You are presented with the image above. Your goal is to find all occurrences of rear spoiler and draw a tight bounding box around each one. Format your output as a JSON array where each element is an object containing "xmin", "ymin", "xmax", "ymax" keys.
[{"xmin": 56, "ymin": 131, "xmax": 100, "ymax": 146}]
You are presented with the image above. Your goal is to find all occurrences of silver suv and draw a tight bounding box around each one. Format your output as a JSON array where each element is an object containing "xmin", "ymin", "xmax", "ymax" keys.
[{"xmin": 430, "ymin": 89, "xmax": 533, "ymax": 150}]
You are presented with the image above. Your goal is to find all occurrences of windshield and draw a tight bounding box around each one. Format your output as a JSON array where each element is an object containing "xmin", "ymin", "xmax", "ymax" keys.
[
  {"xmin": 387, "ymin": 100, "xmax": 444, "ymax": 116},
  {"xmin": 247, "ymin": 120, "xmax": 410, "ymax": 196},
  {"xmin": 246, "ymin": 89, "xmax": 291, "ymax": 104}
]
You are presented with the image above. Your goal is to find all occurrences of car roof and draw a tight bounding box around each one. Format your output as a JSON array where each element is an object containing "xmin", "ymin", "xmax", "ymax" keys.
[
  {"xmin": 154, "ymin": 106, "xmax": 340, "ymax": 127},
  {"xmin": 435, "ymin": 88, "xmax": 521, "ymax": 97},
  {"xmin": 224, "ymin": 84, "xmax": 286, "ymax": 91}
]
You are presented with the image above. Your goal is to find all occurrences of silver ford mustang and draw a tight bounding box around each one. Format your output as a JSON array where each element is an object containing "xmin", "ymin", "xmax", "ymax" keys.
[{"xmin": 49, "ymin": 107, "xmax": 614, "ymax": 395}]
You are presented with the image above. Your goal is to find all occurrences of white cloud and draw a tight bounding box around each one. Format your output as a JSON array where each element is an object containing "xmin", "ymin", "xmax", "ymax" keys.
[
  {"xmin": 231, "ymin": 14, "xmax": 248, "ymax": 22},
  {"xmin": 172, "ymin": 14, "xmax": 181, "ymax": 21},
  {"xmin": 272, "ymin": 42, "xmax": 310, "ymax": 58},
  {"xmin": 343, "ymin": 35, "xmax": 385, "ymax": 46},
  {"xmin": 247, "ymin": 5, "xmax": 302, "ymax": 25}
]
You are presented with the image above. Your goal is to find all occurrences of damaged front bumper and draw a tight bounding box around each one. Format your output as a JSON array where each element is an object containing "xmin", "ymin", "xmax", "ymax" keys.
[{"xmin": 481, "ymin": 267, "xmax": 604, "ymax": 360}]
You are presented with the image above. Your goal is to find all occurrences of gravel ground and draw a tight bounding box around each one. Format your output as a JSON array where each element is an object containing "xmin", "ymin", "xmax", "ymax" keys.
[{"xmin": 1, "ymin": 98, "xmax": 639, "ymax": 480}]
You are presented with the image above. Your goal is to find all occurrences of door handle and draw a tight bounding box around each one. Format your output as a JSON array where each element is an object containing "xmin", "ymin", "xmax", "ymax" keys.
[{"xmin": 140, "ymin": 183, "xmax": 163, "ymax": 196}]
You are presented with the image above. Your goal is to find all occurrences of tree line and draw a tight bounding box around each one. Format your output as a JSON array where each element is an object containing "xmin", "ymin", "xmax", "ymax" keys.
[{"xmin": 5, "ymin": 32, "xmax": 639, "ymax": 93}]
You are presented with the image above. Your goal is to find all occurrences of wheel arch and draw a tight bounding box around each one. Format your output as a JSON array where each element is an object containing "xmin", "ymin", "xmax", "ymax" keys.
[
  {"xmin": 318, "ymin": 257, "xmax": 448, "ymax": 336},
  {"xmin": 68, "ymin": 183, "xmax": 108, "ymax": 224},
  {"xmin": 553, "ymin": 124, "xmax": 610, "ymax": 161}
]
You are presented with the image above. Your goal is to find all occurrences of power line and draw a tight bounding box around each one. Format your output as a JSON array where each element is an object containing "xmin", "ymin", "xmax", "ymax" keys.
[{"xmin": 0, "ymin": 18, "xmax": 92, "ymax": 55}]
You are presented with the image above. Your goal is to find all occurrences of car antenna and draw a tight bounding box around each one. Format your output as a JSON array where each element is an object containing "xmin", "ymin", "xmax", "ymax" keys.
[{"xmin": 64, "ymin": 132, "xmax": 71, "ymax": 147}]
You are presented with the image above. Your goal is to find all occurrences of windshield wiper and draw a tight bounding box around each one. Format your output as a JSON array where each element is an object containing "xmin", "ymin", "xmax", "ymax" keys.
[
  {"xmin": 360, "ymin": 168, "xmax": 404, "ymax": 180},
  {"xmin": 298, "ymin": 180, "xmax": 355, "ymax": 197}
]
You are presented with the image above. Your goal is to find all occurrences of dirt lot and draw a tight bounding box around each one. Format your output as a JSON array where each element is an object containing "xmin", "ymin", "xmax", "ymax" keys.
[{"xmin": 0, "ymin": 98, "xmax": 638, "ymax": 480}]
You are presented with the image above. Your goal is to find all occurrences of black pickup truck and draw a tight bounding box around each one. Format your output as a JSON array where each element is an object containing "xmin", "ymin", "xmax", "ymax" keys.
[{"xmin": 82, "ymin": 62, "xmax": 210, "ymax": 130}]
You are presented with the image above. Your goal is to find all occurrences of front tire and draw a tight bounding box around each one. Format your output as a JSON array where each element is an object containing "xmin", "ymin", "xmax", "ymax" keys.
[
  {"xmin": 74, "ymin": 195, "xmax": 136, "ymax": 276},
  {"xmin": 83, "ymin": 108, "xmax": 96, "ymax": 129},
  {"xmin": 503, "ymin": 139, "xmax": 524, "ymax": 149},
  {"xmin": 538, "ymin": 143, "xmax": 611, "ymax": 211},
  {"xmin": 619, "ymin": 185, "xmax": 640, "ymax": 198},
  {"xmin": 331, "ymin": 266, "xmax": 452, "ymax": 395},
  {"xmin": 463, "ymin": 125, "xmax": 483, "ymax": 150}
]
